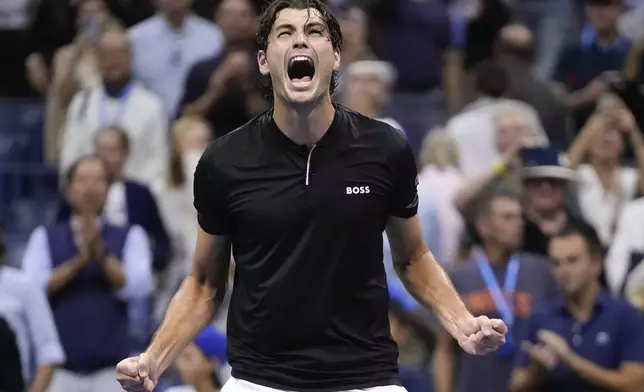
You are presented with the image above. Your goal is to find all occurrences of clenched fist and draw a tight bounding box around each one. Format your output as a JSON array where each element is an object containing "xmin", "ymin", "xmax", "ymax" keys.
[
  {"xmin": 456, "ymin": 315, "xmax": 508, "ymax": 355},
  {"xmin": 116, "ymin": 352, "xmax": 158, "ymax": 392}
]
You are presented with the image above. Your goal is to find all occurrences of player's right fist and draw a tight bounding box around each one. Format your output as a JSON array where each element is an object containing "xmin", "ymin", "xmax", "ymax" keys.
[{"xmin": 116, "ymin": 352, "xmax": 158, "ymax": 391}]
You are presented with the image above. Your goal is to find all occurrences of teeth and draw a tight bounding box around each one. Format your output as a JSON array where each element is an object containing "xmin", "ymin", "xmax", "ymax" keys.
[{"xmin": 290, "ymin": 56, "xmax": 312, "ymax": 65}]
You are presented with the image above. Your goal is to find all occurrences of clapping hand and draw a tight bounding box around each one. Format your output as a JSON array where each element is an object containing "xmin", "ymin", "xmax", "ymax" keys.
[
  {"xmin": 521, "ymin": 329, "xmax": 570, "ymax": 371},
  {"xmin": 456, "ymin": 316, "xmax": 508, "ymax": 355}
]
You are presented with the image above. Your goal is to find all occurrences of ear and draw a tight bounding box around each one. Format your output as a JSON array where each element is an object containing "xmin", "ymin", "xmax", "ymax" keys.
[
  {"xmin": 257, "ymin": 50, "xmax": 270, "ymax": 76},
  {"xmin": 333, "ymin": 50, "xmax": 341, "ymax": 72}
]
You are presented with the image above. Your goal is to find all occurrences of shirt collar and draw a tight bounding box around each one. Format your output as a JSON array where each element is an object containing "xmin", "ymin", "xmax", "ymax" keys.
[
  {"xmin": 263, "ymin": 103, "xmax": 346, "ymax": 151},
  {"xmin": 554, "ymin": 289, "xmax": 612, "ymax": 316}
]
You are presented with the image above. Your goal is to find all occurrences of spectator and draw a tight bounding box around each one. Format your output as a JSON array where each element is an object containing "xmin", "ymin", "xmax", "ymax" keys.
[
  {"xmin": 165, "ymin": 326, "xmax": 228, "ymax": 392},
  {"xmin": 453, "ymin": 101, "xmax": 547, "ymax": 218},
  {"xmin": 493, "ymin": 24, "xmax": 569, "ymax": 148},
  {"xmin": 129, "ymin": 0, "xmax": 224, "ymax": 118},
  {"xmin": 462, "ymin": 0, "xmax": 512, "ymax": 71},
  {"xmin": 22, "ymin": 156, "xmax": 152, "ymax": 392},
  {"xmin": 447, "ymin": 62, "xmax": 547, "ymax": 177},
  {"xmin": 417, "ymin": 130, "xmax": 465, "ymax": 265},
  {"xmin": 57, "ymin": 125, "xmax": 171, "ymax": 271},
  {"xmin": 510, "ymin": 224, "xmax": 644, "ymax": 392},
  {"xmin": 554, "ymin": 0, "xmax": 640, "ymax": 131},
  {"xmin": 0, "ymin": 316, "xmax": 24, "ymax": 392},
  {"xmin": 342, "ymin": 60, "xmax": 402, "ymax": 131},
  {"xmin": 520, "ymin": 147, "xmax": 595, "ymax": 256},
  {"xmin": 433, "ymin": 193, "xmax": 558, "ymax": 392},
  {"xmin": 0, "ymin": 233, "xmax": 65, "ymax": 392},
  {"xmin": 153, "ymin": 116, "xmax": 212, "ymax": 324},
  {"xmin": 368, "ymin": 0, "xmax": 453, "ymax": 153},
  {"xmin": 59, "ymin": 30, "xmax": 169, "ymax": 189},
  {"xmin": 45, "ymin": 0, "xmax": 122, "ymax": 164},
  {"xmin": 21, "ymin": 0, "xmax": 77, "ymax": 98},
  {"xmin": 180, "ymin": 0, "xmax": 266, "ymax": 139},
  {"xmin": 567, "ymin": 101, "xmax": 644, "ymax": 246},
  {"xmin": 512, "ymin": 0, "xmax": 576, "ymax": 80},
  {"xmin": 333, "ymin": 6, "xmax": 376, "ymax": 98}
]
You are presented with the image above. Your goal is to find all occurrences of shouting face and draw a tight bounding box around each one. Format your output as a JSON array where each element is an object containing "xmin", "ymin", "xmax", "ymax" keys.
[{"xmin": 258, "ymin": 7, "xmax": 341, "ymax": 105}]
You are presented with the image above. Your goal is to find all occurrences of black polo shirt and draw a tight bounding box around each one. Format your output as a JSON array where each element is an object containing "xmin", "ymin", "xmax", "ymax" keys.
[{"xmin": 193, "ymin": 105, "xmax": 419, "ymax": 391}]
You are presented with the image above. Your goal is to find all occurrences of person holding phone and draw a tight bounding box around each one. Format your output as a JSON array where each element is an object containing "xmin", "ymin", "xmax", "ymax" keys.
[{"xmin": 46, "ymin": 0, "xmax": 123, "ymax": 163}]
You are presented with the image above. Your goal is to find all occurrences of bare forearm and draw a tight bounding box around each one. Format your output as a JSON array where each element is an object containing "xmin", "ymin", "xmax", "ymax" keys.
[
  {"xmin": 29, "ymin": 364, "xmax": 56, "ymax": 392},
  {"xmin": 182, "ymin": 88, "xmax": 223, "ymax": 117},
  {"xmin": 101, "ymin": 256, "xmax": 126, "ymax": 288},
  {"xmin": 564, "ymin": 353, "xmax": 638, "ymax": 392},
  {"xmin": 453, "ymin": 168, "xmax": 505, "ymax": 218},
  {"xmin": 47, "ymin": 257, "xmax": 85, "ymax": 295},
  {"xmin": 397, "ymin": 252, "xmax": 471, "ymax": 337},
  {"xmin": 510, "ymin": 364, "xmax": 545, "ymax": 392},
  {"xmin": 628, "ymin": 131, "xmax": 644, "ymax": 192},
  {"xmin": 566, "ymin": 125, "xmax": 595, "ymax": 169},
  {"xmin": 145, "ymin": 275, "xmax": 216, "ymax": 374}
]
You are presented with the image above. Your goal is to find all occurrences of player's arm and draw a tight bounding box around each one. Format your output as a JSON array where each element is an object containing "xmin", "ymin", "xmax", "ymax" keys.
[
  {"xmin": 145, "ymin": 228, "xmax": 231, "ymax": 375},
  {"xmin": 145, "ymin": 147, "xmax": 232, "ymax": 375},
  {"xmin": 385, "ymin": 216, "xmax": 471, "ymax": 338}
]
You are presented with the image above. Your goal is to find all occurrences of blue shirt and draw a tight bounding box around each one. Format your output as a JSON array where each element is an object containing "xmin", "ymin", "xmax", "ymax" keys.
[
  {"xmin": 515, "ymin": 291, "xmax": 644, "ymax": 392},
  {"xmin": 128, "ymin": 14, "xmax": 224, "ymax": 118}
]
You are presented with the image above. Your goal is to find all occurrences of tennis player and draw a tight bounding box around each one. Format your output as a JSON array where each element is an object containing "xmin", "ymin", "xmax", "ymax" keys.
[{"xmin": 116, "ymin": 1, "xmax": 508, "ymax": 391}]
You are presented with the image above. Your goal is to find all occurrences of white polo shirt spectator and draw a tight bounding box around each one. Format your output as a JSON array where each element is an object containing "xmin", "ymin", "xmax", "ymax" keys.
[
  {"xmin": 0, "ymin": 264, "xmax": 65, "ymax": 384},
  {"xmin": 60, "ymin": 81, "xmax": 168, "ymax": 189},
  {"xmin": 129, "ymin": 13, "xmax": 224, "ymax": 118}
]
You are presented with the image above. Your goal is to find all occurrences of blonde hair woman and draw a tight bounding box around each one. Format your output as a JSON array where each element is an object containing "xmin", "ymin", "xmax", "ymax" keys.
[
  {"xmin": 567, "ymin": 94, "xmax": 644, "ymax": 246},
  {"xmin": 154, "ymin": 116, "xmax": 213, "ymax": 324},
  {"xmin": 417, "ymin": 129, "xmax": 464, "ymax": 265}
]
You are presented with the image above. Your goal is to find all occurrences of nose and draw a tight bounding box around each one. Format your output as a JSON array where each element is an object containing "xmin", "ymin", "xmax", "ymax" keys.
[{"xmin": 292, "ymin": 30, "xmax": 309, "ymax": 49}]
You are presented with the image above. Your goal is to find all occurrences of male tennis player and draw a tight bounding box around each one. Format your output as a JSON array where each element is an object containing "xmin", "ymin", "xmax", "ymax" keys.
[{"xmin": 116, "ymin": 1, "xmax": 508, "ymax": 391}]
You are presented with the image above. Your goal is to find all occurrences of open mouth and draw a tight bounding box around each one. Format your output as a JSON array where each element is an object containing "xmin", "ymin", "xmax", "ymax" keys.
[{"xmin": 287, "ymin": 56, "xmax": 315, "ymax": 86}]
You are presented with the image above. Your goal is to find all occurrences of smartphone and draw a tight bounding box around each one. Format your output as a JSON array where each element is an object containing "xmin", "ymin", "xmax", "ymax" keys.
[{"xmin": 82, "ymin": 17, "xmax": 102, "ymax": 43}]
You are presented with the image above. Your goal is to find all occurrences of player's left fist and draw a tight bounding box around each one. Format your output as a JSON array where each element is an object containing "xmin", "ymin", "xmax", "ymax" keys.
[{"xmin": 456, "ymin": 315, "xmax": 508, "ymax": 355}]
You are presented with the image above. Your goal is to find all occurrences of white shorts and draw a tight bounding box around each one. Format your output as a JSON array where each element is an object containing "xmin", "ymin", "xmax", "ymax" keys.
[{"xmin": 222, "ymin": 376, "xmax": 408, "ymax": 392}]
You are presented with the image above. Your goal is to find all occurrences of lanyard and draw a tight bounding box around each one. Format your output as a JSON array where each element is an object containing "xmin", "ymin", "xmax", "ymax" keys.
[
  {"xmin": 99, "ymin": 83, "xmax": 135, "ymax": 129},
  {"xmin": 476, "ymin": 255, "xmax": 520, "ymax": 328}
]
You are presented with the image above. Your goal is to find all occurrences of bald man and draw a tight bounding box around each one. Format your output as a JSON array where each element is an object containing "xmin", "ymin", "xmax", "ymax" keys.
[{"xmin": 59, "ymin": 29, "xmax": 169, "ymax": 189}]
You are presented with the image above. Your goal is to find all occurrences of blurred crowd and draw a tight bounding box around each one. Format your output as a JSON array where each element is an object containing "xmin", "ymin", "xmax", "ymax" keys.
[{"xmin": 1, "ymin": 0, "xmax": 644, "ymax": 391}]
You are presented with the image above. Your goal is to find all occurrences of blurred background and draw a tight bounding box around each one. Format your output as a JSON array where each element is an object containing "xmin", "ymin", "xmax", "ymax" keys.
[{"xmin": 1, "ymin": 0, "xmax": 644, "ymax": 391}]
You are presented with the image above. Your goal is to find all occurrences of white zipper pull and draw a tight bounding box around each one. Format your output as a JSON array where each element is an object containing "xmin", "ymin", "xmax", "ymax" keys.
[{"xmin": 305, "ymin": 144, "xmax": 316, "ymax": 186}]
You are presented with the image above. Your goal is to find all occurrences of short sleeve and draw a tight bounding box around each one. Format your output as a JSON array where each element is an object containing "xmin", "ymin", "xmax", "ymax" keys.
[
  {"xmin": 388, "ymin": 139, "xmax": 419, "ymax": 218},
  {"xmin": 514, "ymin": 313, "xmax": 541, "ymax": 369},
  {"xmin": 193, "ymin": 148, "xmax": 230, "ymax": 235},
  {"xmin": 618, "ymin": 305, "xmax": 644, "ymax": 363}
]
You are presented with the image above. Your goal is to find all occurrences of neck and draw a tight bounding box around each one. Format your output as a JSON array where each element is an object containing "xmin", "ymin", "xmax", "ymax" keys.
[
  {"xmin": 273, "ymin": 95, "xmax": 335, "ymax": 147},
  {"xmin": 103, "ymin": 78, "xmax": 131, "ymax": 96},
  {"xmin": 565, "ymin": 282, "xmax": 599, "ymax": 321},
  {"xmin": 481, "ymin": 242, "xmax": 511, "ymax": 266},
  {"xmin": 110, "ymin": 170, "xmax": 124, "ymax": 182},
  {"xmin": 526, "ymin": 205, "xmax": 564, "ymax": 222},
  {"xmin": 590, "ymin": 156, "xmax": 618, "ymax": 172},
  {"xmin": 596, "ymin": 29, "xmax": 619, "ymax": 46},
  {"xmin": 164, "ymin": 11, "xmax": 186, "ymax": 31}
]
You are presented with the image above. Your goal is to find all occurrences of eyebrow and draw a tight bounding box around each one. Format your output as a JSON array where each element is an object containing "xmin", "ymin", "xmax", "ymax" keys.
[{"xmin": 273, "ymin": 21, "xmax": 327, "ymax": 32}]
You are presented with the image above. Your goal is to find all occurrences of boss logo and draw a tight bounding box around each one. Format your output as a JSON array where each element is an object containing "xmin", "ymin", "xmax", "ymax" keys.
[{"xmin": 346, "ymin": 186, "xmax": 370, "ymax": 194}]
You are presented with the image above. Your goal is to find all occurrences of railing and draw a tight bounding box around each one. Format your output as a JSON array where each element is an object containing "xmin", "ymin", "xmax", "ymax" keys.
[{"xmin": 0, "ymin": 99, "xmax": 60, "ymax": 265}]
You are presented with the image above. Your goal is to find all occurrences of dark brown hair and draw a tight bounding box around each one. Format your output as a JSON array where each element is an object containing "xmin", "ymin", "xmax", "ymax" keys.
[{"xmin": 256, "ymin": 0, "xmax": 343, "ymax": 97}]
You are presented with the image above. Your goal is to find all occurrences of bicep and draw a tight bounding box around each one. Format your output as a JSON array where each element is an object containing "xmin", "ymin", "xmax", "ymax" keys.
[
  {"xmin": 385, "ymin": 215, "xmax": 429, "ymax": 269},
  {"xmin": 190, "ymin": 228, "xmax": 232, "ymax": 302}
]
